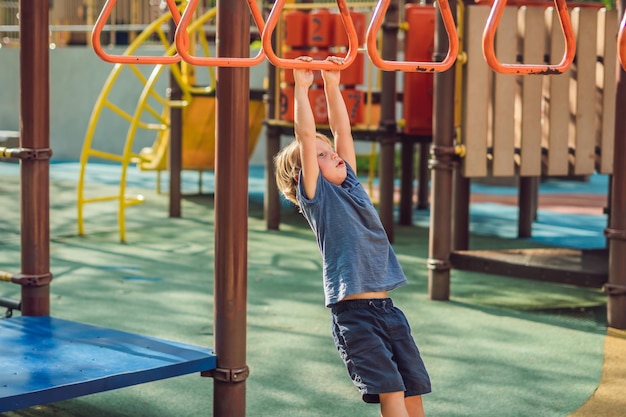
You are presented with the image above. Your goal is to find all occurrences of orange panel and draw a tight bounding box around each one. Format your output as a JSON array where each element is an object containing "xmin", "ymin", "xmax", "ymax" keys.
[
  {"xmin": 342, "ymin": 89, "xmax": 364, "ymax": 124},
  {"xmin": 284, "ymin": 10, "xmax": 309, "ymax": 47},
  {"xmin": 280, "ymin": 86, "xmax": 295, "ymax": 122},
  {"xmin": 308, "ymin": 9, "xmax": 334, "ymax": 48},
  {"xmin": 402, "ymin": 5, "xmax": 435, "ymax": 135},
  {"xmin": 340, "ymin": 52, "xmax": 364, "ymax": 86},
  {"xmin": 334, "ymin": 11, "xmax": 366, "ymax": 47}
]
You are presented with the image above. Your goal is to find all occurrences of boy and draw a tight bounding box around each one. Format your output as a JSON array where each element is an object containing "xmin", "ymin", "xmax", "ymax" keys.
[{"xmin": 274, "ymin": 56, "xmax": 431, "ymax": 417}]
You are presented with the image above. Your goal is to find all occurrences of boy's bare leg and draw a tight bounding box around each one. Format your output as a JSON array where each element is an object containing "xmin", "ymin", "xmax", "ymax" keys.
[
  {"xmin": 379, "ymin": 391, "xmax": 410, "ymax": 417},
  {"xmin": 405, "ymin": 395, "xmax": 425, "ymax": 417}
]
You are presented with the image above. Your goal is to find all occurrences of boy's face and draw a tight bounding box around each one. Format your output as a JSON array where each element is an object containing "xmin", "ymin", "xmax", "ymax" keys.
[{"xmin": 316, "ymin": 138, "xmax": 347, "ymax": 185}]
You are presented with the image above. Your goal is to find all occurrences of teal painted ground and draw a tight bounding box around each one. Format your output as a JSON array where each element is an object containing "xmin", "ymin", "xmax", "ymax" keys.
[{"xmin": 0, "ymin": 163, "xmax": 607, "ymax": 416}]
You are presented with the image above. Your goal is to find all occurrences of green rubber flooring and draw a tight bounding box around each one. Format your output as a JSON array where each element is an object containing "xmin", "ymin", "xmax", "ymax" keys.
[{"xmin": 0, "ymin": 163, "xmax": 610, "ymax": 417}]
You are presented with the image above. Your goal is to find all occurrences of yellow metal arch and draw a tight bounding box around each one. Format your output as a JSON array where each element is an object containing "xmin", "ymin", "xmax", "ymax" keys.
[{"xmin": 78, "ymin": 4, "xmax": 219, "ymax": 242}]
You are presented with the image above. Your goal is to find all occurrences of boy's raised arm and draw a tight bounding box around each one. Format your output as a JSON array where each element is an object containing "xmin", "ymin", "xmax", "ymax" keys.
[
  {"xmin": 322, "ymin": 56, "xmax": 356, "ymax": 174},
  {"xmin": 293, "ymin": 56, "xmax": 320, "ymax": 200}
]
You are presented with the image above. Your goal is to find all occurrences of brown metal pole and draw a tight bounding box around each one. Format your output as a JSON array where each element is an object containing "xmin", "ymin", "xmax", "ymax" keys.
[
  {"xmin": 398, "ymin": 141, "xmax": 415, "ymax": 225},
  {"xmin": 212, "ymin": 1, "xmax": 249, "ymax": 415},
  {"xmin": 169, "ymin": 18, "xmax": 182, "ymax": 218},
  {"xmin": 428, "ymin": 0, "xmax": 457, "ymax": 301},
  {"xmin": 606, "ymin": 0, "xmax": 626, "ymax": 330},
  {"xmin": 264, "ymin": 1, "xmax": 281, "ymax": 230},
  {"xmin": 378, "ymin": 0, "xmax": 400, "ymax": 242},
  {"xmin": 452, "ymin": 171, "xmax": 470, "ymax": 251},
  {"xmin": 416, "ymin": 142, "xmax": 430, "ymax": 210},
  {"xmin": 518, "ymin": 176, "xmax": 538, "ymax": 238},
  {"xmin": 19, "ymin": 0, "xmax": 51, "ymax": 316}
]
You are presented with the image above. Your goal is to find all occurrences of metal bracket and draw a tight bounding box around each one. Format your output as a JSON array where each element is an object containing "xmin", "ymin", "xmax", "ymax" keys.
[
  {"xmin": 426, "ymin": 258, "xmax": 451, "ymax": 271},
  {"xmin": 11, "ymin": 272, "xmax": 53, "ymax": 286},
  {"xmin": 604, "ymin": 283, "xmax": 626, "ymax": 296},
  {"xmin": 604, "ymin": 227, "xmax": 626, "ymax": 241},
  {"xmin": 0, "ymin": 147, "xmax": 53, "ymax": 160},
  {"xmin": 202, "ymin": 366, "xmax": 250, "ymax": 383}
]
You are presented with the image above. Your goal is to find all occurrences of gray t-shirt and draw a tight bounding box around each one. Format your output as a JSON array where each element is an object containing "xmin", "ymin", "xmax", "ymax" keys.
[{"xmin": 297, "ymin": 163, "xmax": 408, "ymax": 307}]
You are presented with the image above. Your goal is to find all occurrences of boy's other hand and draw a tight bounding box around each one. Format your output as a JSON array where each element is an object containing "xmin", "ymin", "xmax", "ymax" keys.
[{"xmin": 293, "ymin": 56, "xmax": 314, "ymax": 88}]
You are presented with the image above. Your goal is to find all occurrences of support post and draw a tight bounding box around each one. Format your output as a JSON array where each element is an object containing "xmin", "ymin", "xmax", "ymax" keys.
[
  {"xmin": 264, "ymin": 0, "xmax": 281, "ymax": 230},
  {"xmin": 19, "ymin": 0, "xmax": 51, "ymax": 316},
  {"xmin": 213, "ymin": 1, "xmax": 249, "ymax": 415},
  {"xmin": 399, "ymin": 140, "xmax": 415, "ymax": 225},
  {"xmin": 169, "ymin": 18, "xmax": 183, "ymax": 218},
  {"xmin": 607, "ymin": 0, "xmax": 626, "ymax": 330},
  {"xmin": 428, "ymin": 0, "xmax": 457, "ymax": 301},
  {"xmin": 378, "ymin": 0, "xmax": 400, "ymax": 242}
]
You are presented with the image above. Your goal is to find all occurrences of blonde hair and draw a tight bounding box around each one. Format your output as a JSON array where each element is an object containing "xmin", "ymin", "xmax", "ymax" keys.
[{"xmin": 274, "ymin": 133, "xmax": 333, "ymax": 207}]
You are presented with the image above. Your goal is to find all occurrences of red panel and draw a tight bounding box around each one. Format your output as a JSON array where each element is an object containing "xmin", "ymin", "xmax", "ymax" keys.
[
  {"xmin": 308, "ymin": 9, "xmax": 334, "ymax": 48},
  {"xmin": 284, "ymin": 11, "xmax": 308, "ymax": 47},
  {"xmin": 339, "ymin": 52, "xmax": 364, "ymax": 86},
  {"xmin": 333, "ymin": 11, "xmax": 367, "ymax": 47},
  {"xmin": 402, "ymin": 5, "xmax": 435, "ymax": 135},
  {"xmin": 342, "ymin": 89, "xmax": 365, "ymax": 124},
  {"xmin": 280, "ymin": 86, "xmax": 294, "ymax": 121}
]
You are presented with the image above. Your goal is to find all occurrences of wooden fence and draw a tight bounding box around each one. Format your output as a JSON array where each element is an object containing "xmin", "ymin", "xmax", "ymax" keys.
[{"xmin": 461, "ymin": 4, "xmax": 617, "ymax": 178}]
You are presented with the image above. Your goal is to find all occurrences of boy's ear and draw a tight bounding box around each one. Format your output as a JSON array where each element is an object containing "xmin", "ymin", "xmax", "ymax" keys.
[{"xmin": 293, "ymin": 175, "xmax": 299, "ymax": 184}]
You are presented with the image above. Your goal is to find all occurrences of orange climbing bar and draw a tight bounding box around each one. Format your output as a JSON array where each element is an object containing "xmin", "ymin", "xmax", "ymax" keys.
[
  {"xmin": 261, "ymin": 0, "xmax": 359, "ymax": 70},
  {"xmin": 175, "ymin": 0, "xmax": 266, "ymax": 67},
  {"xmin": 366, "ymin": 0, "xmax": 458, "ymax": 72},
  {"xmin": 92, "ymin": 0, "xmax": 182, "ymax": 64},
  {"xmin": 482, "ymin": 0, "xmax": 576, "ymax": 74},
  {"xmin": 619, "ymin": 12, "xmax": 626, "ymax": 71}
]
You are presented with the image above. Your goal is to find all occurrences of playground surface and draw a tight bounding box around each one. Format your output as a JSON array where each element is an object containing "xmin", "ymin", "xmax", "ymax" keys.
[{"xmin": 0, "ymin": 161, "xmax": 624, "ymax": 417}]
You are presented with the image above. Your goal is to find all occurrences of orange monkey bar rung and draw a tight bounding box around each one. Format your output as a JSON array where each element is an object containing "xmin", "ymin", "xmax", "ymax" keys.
[
  {"xmin": 618, "ymin": 12, "xmax": 626, "ymax": 71},
  {"xmin": 482, "ymin": 0, "xmax": 576, "ymax": 75},
  {"xmin": 261, "ymin": 0, "xmax": 359, "ymax": 70},
  {"xmin": 174, "ymin": 0, "xmax": 266, "ymax": 67},
  {"xmin": 92, "ymin": 0, "xmax": 183, "ymax": 64},
  {"xmin": 366, "ymin": 0, "xmax": 458, "ymax": 72}
]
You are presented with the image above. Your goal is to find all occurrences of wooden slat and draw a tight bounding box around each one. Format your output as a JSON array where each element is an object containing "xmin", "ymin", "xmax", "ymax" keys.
[
  {"xmin": 597, "ymin": 9, "xmax": 617, "ymax": 174},
  {"xmin": 462, "ymin": 5, "xmax": 491, "ymax": 177},
  {"xmin": 542, "ymin": 7, "xmax": 571, "ymax": 176},
  {"xmin": 518, "ymin": 6, "xmax": 545, "ymax": 177},
  {"xmin": 569, "ymin": 7, "xmax": 598, "ymax": 175},
  {"xmin": 491, "ymin": 7, "xmax": 517, "ymax": 177}
]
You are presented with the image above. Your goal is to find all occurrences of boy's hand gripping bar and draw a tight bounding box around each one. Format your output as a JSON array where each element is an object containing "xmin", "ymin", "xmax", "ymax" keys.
[{"xmin": 261, "ymin": 0, "xmax": 359, "ymax": 70}]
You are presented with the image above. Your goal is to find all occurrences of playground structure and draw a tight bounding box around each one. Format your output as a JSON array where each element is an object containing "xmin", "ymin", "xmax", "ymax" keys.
[{"xmin": 1, "ymin": 0, "xmax": 626, "ymax": 416}]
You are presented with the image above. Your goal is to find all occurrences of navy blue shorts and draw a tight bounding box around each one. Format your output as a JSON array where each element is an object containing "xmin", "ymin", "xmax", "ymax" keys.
[{"xmin": 330, "ymin": 298, "xmax": 431, "ymax": 403}]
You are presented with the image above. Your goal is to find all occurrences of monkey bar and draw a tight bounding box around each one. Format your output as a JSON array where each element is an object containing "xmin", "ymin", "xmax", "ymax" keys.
[
  {"xmin": 482, "ymin": 0, "xmax": 576, "ymax": 74},
  {"xmin": 366, "ymin": 0, "xmax": 458, "ymax": 72},
  {"xmin": 92, "ymin": 0, "xmax": 184, "ymax": 64},
  {"xmin": 175, "ymin": 0, "xmax": 266, "ymax": 67},
  {"xmin": 261, "ymin": 0, "xmax": 360, "ymax": 69}
]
